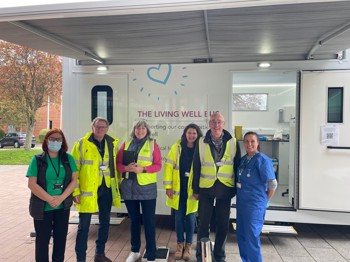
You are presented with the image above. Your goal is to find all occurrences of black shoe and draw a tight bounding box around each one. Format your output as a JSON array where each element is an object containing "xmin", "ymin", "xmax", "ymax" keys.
[{"xmin": 94, "ymin": 254, "xmax": 112, "ymax": 262}]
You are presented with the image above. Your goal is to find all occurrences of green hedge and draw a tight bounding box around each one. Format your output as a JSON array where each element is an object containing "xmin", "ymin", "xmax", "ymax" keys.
[
  {"xmin": 0, "ymin": 129, "xmax": 5, "ymax": 139},
  {"xmin": 39, "ymin": 129, "xmax": 49, "ymax": 142}
]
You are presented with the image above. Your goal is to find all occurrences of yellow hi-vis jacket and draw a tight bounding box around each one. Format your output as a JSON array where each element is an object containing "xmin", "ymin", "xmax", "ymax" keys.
[
  {"xmin": 198, "ymin": 137, "xmax": 236, "ymax": 188},
  {"xmin": 163, "ymin": 140, "xmax": 198, "ymax": 215},
  {"xmin": 124, "ymin": 139, "xmax": 156, "ymax": 185},
  {"xmin": 71, "ymin": 132, "xmax": 121, "ymax": 212}
]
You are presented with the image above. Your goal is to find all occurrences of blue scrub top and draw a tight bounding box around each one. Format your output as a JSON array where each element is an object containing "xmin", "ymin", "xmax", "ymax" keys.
[{"xmin": 237, "ymin": 152, "xmax": 275, "ymax": 206}]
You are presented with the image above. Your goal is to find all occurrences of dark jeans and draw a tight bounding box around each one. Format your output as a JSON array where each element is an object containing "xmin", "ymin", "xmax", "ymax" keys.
[
  {"xmin": 174, "ymin": 197, "xmax": 196, "ymax": 243},
  {"xmin": 124, "ymin": 199, "xmax": 156, "ymax": 261},
  {"xmin": 34, "ymin": 208, "xmax": 70, "ymax": 262},
  {"xmin": 196, "ymin": 196, "xmax": 231, "ymax": 262},
  {"xmin": 75, "ymin": 183, "xmax": 112, "ymax": 261}
]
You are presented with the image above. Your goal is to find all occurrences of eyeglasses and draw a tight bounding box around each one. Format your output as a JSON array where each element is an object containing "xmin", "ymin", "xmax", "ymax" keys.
[
  {"xmin": 210, "ymin": 120, "xmax": 224, "ymax": 126},
  {"xmin": 48, "ymin": 137, "xmax": 62, "ymax": 142},
  {"xmin": 94, "ymin": 126, "xmax": 108, "ymax": 130}
]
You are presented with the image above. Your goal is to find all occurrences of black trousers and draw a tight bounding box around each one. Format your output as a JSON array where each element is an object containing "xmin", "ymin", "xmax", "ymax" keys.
[
  {"xmin": 34, "ymin": 208, "xmax": 70, "ymax": 262},
  {"xmin": 196, "ymin": 196, "xmax": 231, "ymax": 262}
]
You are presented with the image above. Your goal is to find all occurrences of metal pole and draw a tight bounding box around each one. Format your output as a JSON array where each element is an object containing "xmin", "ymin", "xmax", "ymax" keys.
[{"xmin": 201, "ymin": 237, "xmax": 213, "ymax": 262}]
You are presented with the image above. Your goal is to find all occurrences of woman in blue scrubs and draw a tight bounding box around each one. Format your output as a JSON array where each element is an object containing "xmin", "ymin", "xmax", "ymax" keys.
[{"xmin": 236, "ymin": 131, "xmax": 278, "ymax": 262}]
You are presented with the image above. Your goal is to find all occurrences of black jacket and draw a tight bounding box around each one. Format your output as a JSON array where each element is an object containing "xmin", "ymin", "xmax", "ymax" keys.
[{"xmin": 29, "ymin": 151, "xmax": 73, "ymax": 220}]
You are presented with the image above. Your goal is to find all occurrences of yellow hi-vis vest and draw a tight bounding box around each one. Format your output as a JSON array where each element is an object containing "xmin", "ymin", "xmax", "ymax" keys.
[
  {"xmin": 71, "ymin": 132, "xmax": 121, "ymax": 213},
  {"xmin": 163, "ymin": 140, "xmax": 198, "ymax": 215},
  {"xmin": 124, "ymin": 139, "xmax": 157, "ymax": 185},
  {"xmin": 198, "ymin": 137, "xmax": 236, "ymax": 188}
]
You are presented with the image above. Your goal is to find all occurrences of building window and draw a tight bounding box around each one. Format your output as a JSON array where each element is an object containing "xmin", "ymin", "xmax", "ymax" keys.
[
  {"xmin": 233, "ymin": 93, "xmax": 268, "ymax": 111},
  {"xmin": 327, "ymin": 87, "xmax": 343, "ymax": 123},
  {"xmin": 91, "ymin": 85, "xmax": 113, "ymax": 125}
]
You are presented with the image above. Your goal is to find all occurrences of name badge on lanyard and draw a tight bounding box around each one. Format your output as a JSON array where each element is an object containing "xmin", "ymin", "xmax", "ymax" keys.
[{"xmin": 216, "ymin": 161, "xmax": 223, "ymax": 167}]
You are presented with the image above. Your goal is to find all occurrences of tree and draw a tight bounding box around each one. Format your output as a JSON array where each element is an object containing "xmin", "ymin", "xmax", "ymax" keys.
[
  {"xmin": 0, "ymin": 99, "xmax": 26, "ymax": 127},
  {"xmin": 0, "ymin": 40, "xmax": 62, "ymax": 149}
]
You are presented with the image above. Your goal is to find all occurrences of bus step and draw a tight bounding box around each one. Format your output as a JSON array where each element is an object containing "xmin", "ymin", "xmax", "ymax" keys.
[
  {"xmin": 69, "ymin": 211, "xmax": 125, "ymax": 225},
  {"xmin": 232, "ymin": 223, "xmax": 297, "ymax": 235}
]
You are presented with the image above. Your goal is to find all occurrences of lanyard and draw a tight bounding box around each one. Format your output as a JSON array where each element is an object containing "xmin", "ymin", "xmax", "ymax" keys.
[
  {"xmin": 47, "ymin": 154, "xmax": 61, "ymax": 182},
  {"xmin": 238, "ymin": 155, "xmax": 254, "ymax": 182},
  {"xmin": 239, "ymin": 157, "xmax": 250, "ymax": 173}
]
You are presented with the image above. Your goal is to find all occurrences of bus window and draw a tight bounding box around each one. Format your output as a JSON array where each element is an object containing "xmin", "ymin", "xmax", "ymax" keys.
[
  {"xmin": 91, "ymin": 85, "xmax": 113, "ymax": 124},
  {"xmin": 327, "ymin": 87, "xmax": 343, "ymax": 123}
]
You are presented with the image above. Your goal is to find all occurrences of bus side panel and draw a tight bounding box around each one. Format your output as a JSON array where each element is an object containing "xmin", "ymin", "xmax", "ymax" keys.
[
  {"xmin": 127, "ymin": 65, "xmax": 231, "ymax": 215},
  {"xmin": 300, "ymin": 71, "xmax": 350, "ymax": 212},
  {"xmin": 63, "ymin": 72, "xmax": 129, "ymax": 145}
]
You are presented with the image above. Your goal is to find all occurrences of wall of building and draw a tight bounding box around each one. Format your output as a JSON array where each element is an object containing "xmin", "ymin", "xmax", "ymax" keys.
[{"xmin": 34, "ymin": 102, "xmax": 61, "ymax": 138}]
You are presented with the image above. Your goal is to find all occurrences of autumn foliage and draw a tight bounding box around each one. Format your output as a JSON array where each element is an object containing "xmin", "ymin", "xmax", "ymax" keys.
[{"xmin": 0, "ymin": 40, "xmax": 62, "ymax": 149}]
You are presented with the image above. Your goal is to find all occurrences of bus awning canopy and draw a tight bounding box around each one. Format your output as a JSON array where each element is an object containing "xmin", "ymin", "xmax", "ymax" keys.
[{"xmin": 0, "ymin": 0, "xmax": 350, "ymax": 65}]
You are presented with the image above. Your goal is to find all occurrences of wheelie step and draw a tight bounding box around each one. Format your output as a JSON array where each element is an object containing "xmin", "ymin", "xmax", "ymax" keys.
[
  {"xmin": 232, "ymin": 222, "xmax": 297, "ymax": 235},
  {"xmin": 69, "ymin": 211, "xmax": 125, "ymax": 225}
]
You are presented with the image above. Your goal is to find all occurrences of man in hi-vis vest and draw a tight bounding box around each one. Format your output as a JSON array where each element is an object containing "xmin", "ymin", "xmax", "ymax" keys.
[
  {"xmin": 71, "ymin": 117, "xmax": 120, "ymax": 262},
  {"xmin": 192, "ymin": 112, "xmax": 241, "ymax": 262}
]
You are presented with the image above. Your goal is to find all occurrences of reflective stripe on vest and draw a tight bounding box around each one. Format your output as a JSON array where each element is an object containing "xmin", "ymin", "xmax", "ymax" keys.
[{"xmin": 80, "ymin": 191, "xmax": 93, "ymax": 197}]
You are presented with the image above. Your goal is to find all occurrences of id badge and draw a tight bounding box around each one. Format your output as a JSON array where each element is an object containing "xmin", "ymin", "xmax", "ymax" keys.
[
  {"xmin": 236, "ymin": 182, "xmax": 241, "ymax": 189},
  {"xmin": 185, "ymin": 172, "xmax": 190, "ymax": 177},
  {"xmin": 53, "ymin": 183, "xmax": 63, "ymax": 190},
  {"xmin": 216, "ymin": 161, "xmax": 223, "ymax": 167},
  {"xmin": 99, "ymin": 165, "xmax": 107, "ymax": 171}
]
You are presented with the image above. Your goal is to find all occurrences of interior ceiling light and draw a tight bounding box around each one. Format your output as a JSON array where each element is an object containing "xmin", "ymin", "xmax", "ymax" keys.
[
  {"xmin": 257, "ymin": 62, "xmax": 271, "ymax": 68},
  {"xmin": 97, "ymin": 65, "xmax": 109, "ymax": 71}
]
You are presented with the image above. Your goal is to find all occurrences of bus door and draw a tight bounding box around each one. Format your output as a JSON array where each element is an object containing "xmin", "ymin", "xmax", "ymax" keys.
[{"xmin": 299, "ymin": 71, "xmax": 350, "ymax": 212}]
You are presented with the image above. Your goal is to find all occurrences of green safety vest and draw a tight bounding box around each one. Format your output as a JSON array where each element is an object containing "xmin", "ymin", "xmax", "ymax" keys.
[
  {"xmin": 198, "ymin": 137, "xmax": 236, "ymax": 188},
  {"xmin": 71, "ymin": 132, "xmax": 120, "ymax": 212},
  {"xmin": 163, "ymin": 140, "xmax": 198, "ymax": 215},
  {"xmin": 124, "ymin": 139, "xmax": 157, "ymax": 185}
]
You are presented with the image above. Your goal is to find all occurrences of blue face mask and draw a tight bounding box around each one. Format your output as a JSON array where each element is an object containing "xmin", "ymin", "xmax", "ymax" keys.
[{"xmin": 48, "ymin": 141, "xmax": 62, "ymax": 152}]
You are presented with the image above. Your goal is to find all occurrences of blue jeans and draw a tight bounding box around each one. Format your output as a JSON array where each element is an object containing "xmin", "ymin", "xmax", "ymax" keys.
[
  {"xmin": 174, "ymin": 198, "xmax": 196, "ymax": 244},
  {"xmin": 75, "ymin": 183, "xmax": 112, "ymax": 261},
  {"xmin": 124, "ymin": 199, "xmax": 156, "ymax": 261}
]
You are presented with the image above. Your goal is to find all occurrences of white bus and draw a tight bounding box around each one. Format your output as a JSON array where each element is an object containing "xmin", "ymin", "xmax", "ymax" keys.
[
  {"xmin": 1, "ymin": 0, "xmax": 350, "ymax": 225},
  {"xmin": 62, "ymin": 58, "xmax": 350, "ymax": 225}
]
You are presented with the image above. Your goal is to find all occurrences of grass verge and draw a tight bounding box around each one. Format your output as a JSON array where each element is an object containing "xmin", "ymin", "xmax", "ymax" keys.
[{"xmin": 0, "ymin": 149, "xmax": 43, "ymax": 165}]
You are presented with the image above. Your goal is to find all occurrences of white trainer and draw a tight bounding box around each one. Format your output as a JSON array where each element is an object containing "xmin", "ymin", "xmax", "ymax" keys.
[{"xmin": 126, "ymin": 251, "xmax": 141, "ymax": 262}]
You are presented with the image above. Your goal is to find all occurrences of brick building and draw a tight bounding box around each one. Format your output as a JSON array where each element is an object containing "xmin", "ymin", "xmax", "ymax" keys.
[
  {"xmin": 34, "ymin": 102, "xmax": 62, "ymax": 138},
  {"xmin": 1, "ymin": 101, "xmax": 61, "ymax": 139}
]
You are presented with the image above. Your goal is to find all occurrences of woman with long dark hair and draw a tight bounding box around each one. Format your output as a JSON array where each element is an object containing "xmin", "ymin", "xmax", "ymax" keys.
[
  {"xmin": 236, "ymin": 131, "xmax": 277, "ymax": 262},
  {"xmin": 164, "ymin": 123, "xmax": 203, "ymax": 261}
]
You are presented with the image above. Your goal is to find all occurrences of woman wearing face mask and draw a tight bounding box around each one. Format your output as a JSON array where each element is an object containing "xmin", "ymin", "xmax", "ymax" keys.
[{"xmin": 26, "ymin": 128, "xmax": 77, "ymax": 262}]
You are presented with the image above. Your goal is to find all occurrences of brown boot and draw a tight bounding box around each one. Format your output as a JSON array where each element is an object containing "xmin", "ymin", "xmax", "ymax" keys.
[
  {"xmin": 183, "ymin": 243, "xmax": 192, "ymax": 261},
  {"xmin": 175, "ymin": 242, "xmax": 184, "ymax": 260}
]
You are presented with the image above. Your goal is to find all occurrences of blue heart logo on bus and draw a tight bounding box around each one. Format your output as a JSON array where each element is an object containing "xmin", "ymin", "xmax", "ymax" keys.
[{"xmin": 147, "ymin": 64, "xmax": 172, "ymax": 85}]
